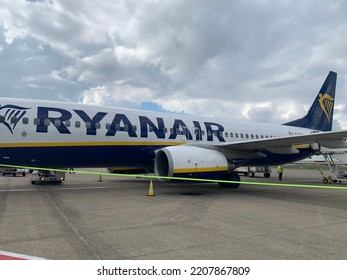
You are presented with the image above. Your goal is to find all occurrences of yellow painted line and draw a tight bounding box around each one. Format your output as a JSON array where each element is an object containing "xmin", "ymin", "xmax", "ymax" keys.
[
  {"xmin": 1, "ymin": 163, "xmax": 347, "ymax": 190},
  {"xmin": 109, "ymin": 167, "xmax": 143, "ymax": 171}
]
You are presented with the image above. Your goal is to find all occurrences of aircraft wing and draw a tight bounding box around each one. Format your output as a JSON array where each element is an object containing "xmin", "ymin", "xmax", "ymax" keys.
[{"xmin": 212, "ymin": 130, "xmax": 347, "ymax": 154}]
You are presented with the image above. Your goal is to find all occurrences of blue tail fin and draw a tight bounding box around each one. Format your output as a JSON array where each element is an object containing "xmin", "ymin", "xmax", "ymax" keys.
[{"xmin": 284, "ymin": 71, "xmax": 337, "ymax": 131}]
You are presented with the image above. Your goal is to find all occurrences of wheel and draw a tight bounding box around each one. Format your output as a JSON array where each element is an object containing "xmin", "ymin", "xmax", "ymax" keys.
[
  {"xmin": 323, "ymin": 178, "xmax": 328, "ymax": 184},
  {"xmin": 218, "ymin": 172, "xmax": 241, "ymax": 189},
  {"xmin": 31, "ymin": 181, "xmax": 36, "ymax": 185},
  {"xmin": 264, "ymin": 173, "xmax": 271, "ymax": 178},
  {"xmin": 248, "ymin": 172, "xmax": 254, "ymax": 177}
]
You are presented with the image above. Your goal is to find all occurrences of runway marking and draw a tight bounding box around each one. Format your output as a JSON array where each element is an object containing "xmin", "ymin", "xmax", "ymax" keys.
[
  {"xmin": 1, "ymin": 163, "xmax": 347, "ymax": 190},
  {"xmin": 0, "ymin": 250, "xmax": 44, "ymax": 260}
]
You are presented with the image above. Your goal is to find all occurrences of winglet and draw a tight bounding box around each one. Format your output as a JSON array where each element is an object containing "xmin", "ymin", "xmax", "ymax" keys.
[{"xmin": 284, "ymin": 71, "xmax": 337, "ymax": 131}]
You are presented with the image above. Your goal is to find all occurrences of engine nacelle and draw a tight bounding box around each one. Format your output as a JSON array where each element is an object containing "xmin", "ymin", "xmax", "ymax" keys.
[{"xmin": 154, "ymin": 146, "xmax": 229, "ymax": 180}]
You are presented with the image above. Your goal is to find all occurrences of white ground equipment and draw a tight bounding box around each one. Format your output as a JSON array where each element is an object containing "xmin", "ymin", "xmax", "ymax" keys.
[
  {"xmin": 317, "ymin": 151, "xmax": 347, "ymax": 184},
  {"xmin": 236, "ymin": 166, "xmax": 271, "ymax": 178}
]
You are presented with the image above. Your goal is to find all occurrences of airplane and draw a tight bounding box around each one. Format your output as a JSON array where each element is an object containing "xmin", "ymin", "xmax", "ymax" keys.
[{"xmin": 0, "ymin": 71, "xmax": 346, "ymax": 188}]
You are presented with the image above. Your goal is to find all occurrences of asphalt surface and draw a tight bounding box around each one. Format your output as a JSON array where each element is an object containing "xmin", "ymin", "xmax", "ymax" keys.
[{"xmin": 0, "ymin": 167, "xmax": 346, "ymax": 260}]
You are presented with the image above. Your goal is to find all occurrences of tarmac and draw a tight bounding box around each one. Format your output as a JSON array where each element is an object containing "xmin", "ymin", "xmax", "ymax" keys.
[{"xmin": 0, "ymin": 167, "xmax": 346, "ymax": 260}]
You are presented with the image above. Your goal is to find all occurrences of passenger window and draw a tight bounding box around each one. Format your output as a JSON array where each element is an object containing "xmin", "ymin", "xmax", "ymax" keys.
[
  {"xmin": 11, "ymin": 117, "xmax": 18, "ymax": 124},
  {"xmin": 225, "ymin": 132, "xmax": 229, "ymax": 137},
  {"xmin": 86, "ymin": 122, "xmax": 92, "ymax": 129},
  {"xmin": 44, "ymin": 119, "xmax": 50, "ymax": 126},
  {"xmin": 115, "ymin": 124, "xmax": 120, "ymax": 131},
  {"xmin": 105, "ymin": 123, "xmax": 111, "ymax": 129},
  {"xmin": 0, "ymin": 115, "xmax": 4, "ymax": 123},
  {"xmin": 255, "ymin": 135, "xmax": 259, "ymax": 139},
  {"xmin": 95, "ymin": 122, "xmax": 101, "ymax": 129},
  {"xmin": 64, "ymin": 120, "xmax": 71, "ymax": 127},
  {"xmin": 149, "ymin": 126, "xmax": 153, "ymax": 132},
  {"xmin": 230, "ymin": 132, "xmax": 234, "ymax": 137},
  {"xmin": 251, "ymin": 134, "xmax": 254, "ymax": 139},
  {"xmin": 235, "ymin": 133, "xmax": 239, "ymax": 138},
  {"xmin": 132, "ymin": 125, "xmax": 137, "ymax": 131},
  {"xmin": 164, "ymin": 127, "xmax": 167, "ymax": 133},
  {"xmin": 22, "ymin": 117, "xmax": 29, "ymax": 125},
  {"xmin": 261, "ymin": 135, "xmax": 264, "ymax": 138},
  {"xmin": 208, "ymin": 131, "xmax": 212, "ymax": 137},
  {"xmin": 245, "ymin": 134, "xmax": 249, "ymax": 139},
  {"xmin": 34, "ymin": 118, "xmax": 40, "ymax": 125},
  {"xmin": 240, "ymin": 133, "xmax": 244, "ymax": 138},
  {"xmin": 201, "ymin": 130, "xmax": 205, "ymax": 136},
  {"xmin": 55, "ymin": 119, "xmax": 61, "ymax": 127},
  {"xmin": 75, "ymin": 121, "xmax": 81, "ymax": 128}
]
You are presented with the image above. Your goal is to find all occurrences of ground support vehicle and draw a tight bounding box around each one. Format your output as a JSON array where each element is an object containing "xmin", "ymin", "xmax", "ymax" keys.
[
  {"xmin": 31, "ymin": 170, "xmax": 65, "ymax": 185},
  {"xmin": 236, "ymin": 166, "xmax": 272, "ymax": 178},
  {"xmin": 318, "ymin": 153, "xmax": 347, "ymax": 184},
  {"xmin": 1, "ymin": 168, "xmax": 28, "ymax": 177}
]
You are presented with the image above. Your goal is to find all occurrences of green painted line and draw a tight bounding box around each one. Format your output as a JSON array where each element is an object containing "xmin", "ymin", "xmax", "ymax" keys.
[{"xmin": 1, "ymin": 163, "xmax": 347, "ymax": 190}]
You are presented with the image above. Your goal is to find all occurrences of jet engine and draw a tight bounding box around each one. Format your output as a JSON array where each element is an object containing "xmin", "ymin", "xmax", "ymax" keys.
[{"xmin": 154, "ymin": 146, "xmax": 237, "ymax": 183}]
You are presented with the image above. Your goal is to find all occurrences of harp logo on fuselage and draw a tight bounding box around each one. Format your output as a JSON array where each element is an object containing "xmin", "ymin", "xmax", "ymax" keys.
[{"xmin": 0, "ymin": 105, "xmax": 30, "ymax": 134}]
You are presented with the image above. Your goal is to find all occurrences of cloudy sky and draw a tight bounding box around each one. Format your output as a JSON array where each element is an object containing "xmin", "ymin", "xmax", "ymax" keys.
[{"xmin": 1, "ymin": 0, "xmax": 347, "ymax": 129}]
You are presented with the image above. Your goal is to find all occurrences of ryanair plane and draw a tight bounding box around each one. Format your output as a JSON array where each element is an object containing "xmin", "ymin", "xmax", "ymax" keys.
[{"xmin": 0, "ymin": 71, "xmax": 345, "ymax": 188}]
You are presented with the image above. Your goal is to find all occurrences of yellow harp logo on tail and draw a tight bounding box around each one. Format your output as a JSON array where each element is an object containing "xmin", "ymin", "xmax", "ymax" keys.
[{"xmin": 319, "ymin": 93, "xmax": 334, "ymax": 123}]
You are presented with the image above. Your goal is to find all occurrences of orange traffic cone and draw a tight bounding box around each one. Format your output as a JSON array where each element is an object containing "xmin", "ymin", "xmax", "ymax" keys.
[{"xmin": 147, "ymin": 180, "xmax": 155, "ymax": 196}]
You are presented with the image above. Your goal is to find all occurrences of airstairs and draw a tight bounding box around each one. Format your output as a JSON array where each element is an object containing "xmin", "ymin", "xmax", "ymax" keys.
[{"xmin": 317, "ymin": 151, "xmax": 347, "ymax": 184}]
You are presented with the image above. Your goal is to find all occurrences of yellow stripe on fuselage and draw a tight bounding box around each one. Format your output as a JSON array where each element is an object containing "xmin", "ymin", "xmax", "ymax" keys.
[
  {"xmin": 173, "ymin": 166, "xmax": 228, "ymax": 174},
  {"xmin": 0, "ymin": 142, "xmax": 313, "ymax": 150},
  {"xmin": 0, "ymin": 141, "xmax": 185, "ymax": 148},
  {"xmin": 293, "ymin": 144, "xmax": 311, "ymax": 149}
]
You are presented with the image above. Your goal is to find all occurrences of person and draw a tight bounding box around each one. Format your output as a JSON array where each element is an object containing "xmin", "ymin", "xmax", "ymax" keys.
[{"xmin": 277, "ymin": 165, "xmax": 283, "ymax": 180}]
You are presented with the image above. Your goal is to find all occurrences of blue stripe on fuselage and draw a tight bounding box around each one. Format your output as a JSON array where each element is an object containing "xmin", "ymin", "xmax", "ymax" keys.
[
  {"xmin": 0, "ymin": 145, "xmax": 314, "ymax": 169},
  {"xmin": 0, "ymin": 145, "xmax": 165, "ymax": 168}
]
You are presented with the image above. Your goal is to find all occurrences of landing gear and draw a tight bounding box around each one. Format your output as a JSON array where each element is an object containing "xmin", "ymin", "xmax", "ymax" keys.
[{"xmin": 218, "ymin": 172, "xmax": 241, "ymax": 189}]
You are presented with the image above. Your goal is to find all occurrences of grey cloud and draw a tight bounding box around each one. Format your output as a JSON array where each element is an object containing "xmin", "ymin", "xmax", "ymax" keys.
[{"xmin": 1, "ymin": 0, "xmax": 347, "ymax": 126}]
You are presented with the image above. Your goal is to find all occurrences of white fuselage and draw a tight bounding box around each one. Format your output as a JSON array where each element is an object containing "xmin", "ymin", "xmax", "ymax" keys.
[{"xmin": 0, "ymin": 98, "xmax": 314, "ymax": 168}]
